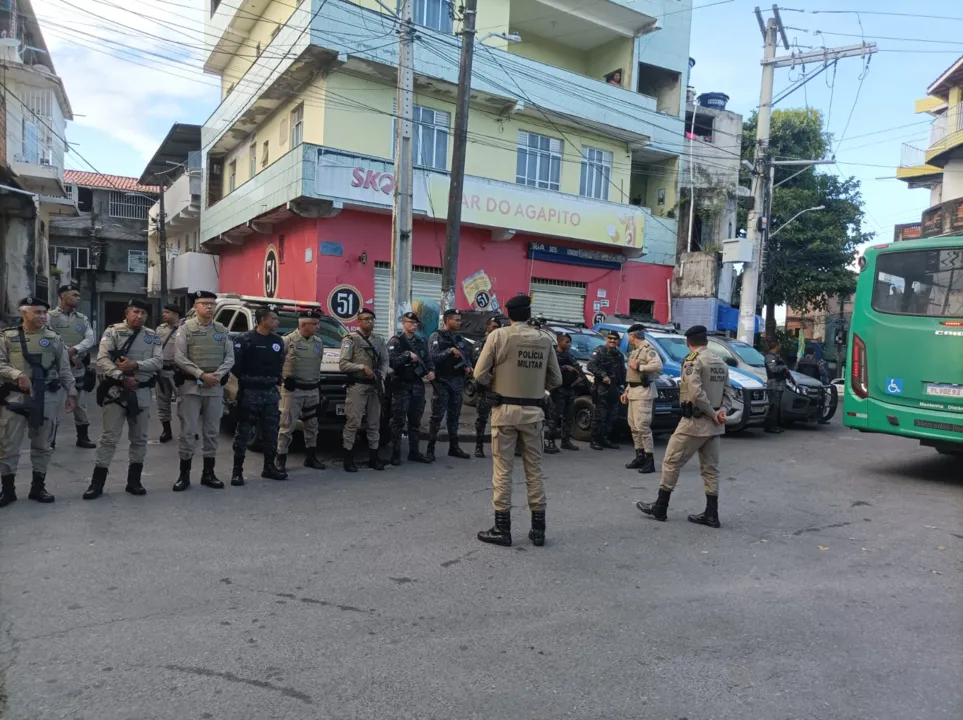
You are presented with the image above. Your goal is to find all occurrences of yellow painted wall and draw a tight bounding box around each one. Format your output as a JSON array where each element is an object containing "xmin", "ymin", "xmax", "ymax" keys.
[
  {"xmin": 507, "ymin": 32, "xmax": 588, "ymax": 76},
  {"xmin": 630, "ymin": 157, "xmax": 679, "ymax": 216},
  {"xmin": 345, "ymin": 0, "xmax": 510, "ymax": 39},
  {"xmin": 586, "ymin": 37, "xmax": 633, "ymax": 88},
  {"xmin": 219, "ymin": 0, "xmax": 298, "ymax": 98}
]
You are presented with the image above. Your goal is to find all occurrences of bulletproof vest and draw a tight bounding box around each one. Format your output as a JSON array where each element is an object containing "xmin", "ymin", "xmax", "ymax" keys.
[
  {"xmin": 48, "ymin": 309, "xmax": 87, "ymax": 349},
  {"xmin": 184, "ymin": 317, "xmax": 228, "ymax": 372},
  {"xmin": 682, "ymin": 350, "xmax": 726, "ymax": 407},
  {"xmin": 3, "ymin": 328, "xmax": 60, "ymax": 379},
  {"xmin": 349, "ymin": 332, "xmax": 379, "ymax": 371},
  {"xmin": 283, "ymin": 330, "xmax": 324, "ymax": 382},
  {"xmin": 491, "ymin": 325, "xmax": 552, "ymax": 400},
  {"xmin": 107, "ymin": 323, "xmax": 158, "ymax": 381},
  {"xmin": 625, "ymin": 345, "xmax": 644, "ymax": 383}
]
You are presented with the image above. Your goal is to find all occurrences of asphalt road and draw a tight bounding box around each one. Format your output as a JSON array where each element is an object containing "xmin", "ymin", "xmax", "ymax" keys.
[{"xmin": 0, "ymin": 411, "xmax": 960, "ymax": 720}]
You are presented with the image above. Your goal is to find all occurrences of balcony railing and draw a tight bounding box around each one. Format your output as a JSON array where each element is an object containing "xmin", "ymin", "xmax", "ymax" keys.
[
  {"xmin": 929, "ymin": 112, "xmax": 963, "ymax": 147},
  {"xmin": 900, "ymin": 143, "xmax": 926, "ymax": 168}
]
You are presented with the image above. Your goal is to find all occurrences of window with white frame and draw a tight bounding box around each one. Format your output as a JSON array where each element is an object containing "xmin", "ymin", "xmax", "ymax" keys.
[
  {"xmin": 392, "ymin": 104, "xmax": 450, "ymax": 170},
  {"xmin": 579, "ymin": 146, "xmax": 612, "ymax": 200},
  {"xmin": 290, "ymin": 103, "xmax": 304, "ymax": 148},
  {"xmin": 248, "ymin": 139, "xmax": 257, "ymax": 179},
  {"xmin": 128, "ymin": 249, "xmax": 148, "ymax": 274},
  {"xmin": 229, "ymin": 160, "xmax": 237, "ymax": 192},
  {"xmin": 413, "ymin": 0, "xmax": 452, "ymax": 33},
  {"xmin": 516, "ymin": 131, "xmax": 562, "ymax": 191},
  {"xmin": 108, "ymin": 191, "xmax": 153, "ymax": 220},
  {"xmin": 261, "ymin": 141, "xmax": 269, "ymax": 168},
  {"xmin": 49, "ymin": 246, "xmax": 91, "ymax": 270}
]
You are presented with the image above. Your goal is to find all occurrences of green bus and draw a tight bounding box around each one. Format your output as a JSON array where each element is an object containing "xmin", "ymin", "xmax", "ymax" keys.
[{"xmin": 843, "ymin": 236, "xmax": 963, "ymax": 455}]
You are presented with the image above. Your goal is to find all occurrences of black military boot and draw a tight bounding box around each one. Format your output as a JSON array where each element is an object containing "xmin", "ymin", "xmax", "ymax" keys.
[
  {"xmin": 602, "ymin": 437, "xmax": 620, "ymax": 450},
  {"xmin": 28, "ymin": 472, "xmax": 54, "ymax": 503},
  {"xmin": 83, "ymin": 466, "xmax": 109, "ymax": 500},
  {"xmin": 528, "ymin": 510, "xmax": 546, "ymax": 547},
  {"xmin": 638, "ymin": 451, "xmax": 656, "ymax": 475},
  {"xmin": 425, "ymin": 439, "xmax": 437, "ymax": 463},
  {"xmin": 173, "ymin": 458, "xmax": 191, "ymax": 491},
  {"xmin": 276, "ymin": 454, "xmax": 287, "ymax": 473},
  {"xmin": 637, "ymin": 488, "xmax": 671, "ymax": 521},
  {"xmin": 560, "ymin": 438, "xmax": 579, "ymax": 451},
  {"xmin": 474, "ymin": 436, "xmax": 485, "ymax": 458},
  {"xmin": 231, "ymin": 457, "xmax": 245, "ymax": 487},
  {"xmin": 200, "ymin": 457, "xmax": 224, "ymax": 489},
  {"xmin": 477, "ymin": 511, "xmax": 512, "ymax": 547},
  {"xmin": 304, "ymin": 448, "xmax": 325, "ymax": 470},
  {"xmin": 0, "ymin": 474, "xmax": 16, "ymax": 507},
  {"xmin": 369, "ymin": 448, "xmax": 385, "ymax": 471},
  {"xmin": 76, "ymin": 424, "xmax": 96, "ymax": 449},
  {"xmin": 159, "ymin": 421, "xmax": 173, "ymax": 443},
  {"xmin": 544, "ymin": 439, "xmax": 560, "ymax": 455},
  {"xmin": 343, "ymin": 447, "xmax": 358, "ymax": 473},
  {"xmin": 126, "ymin": 463, "xmax": 147, "ymax": 496},
  {"xmin": 590, "ymin": 435, "xmax": 605, "ymax": 451},
  {"xmin": 261, "ymin": 455, "xmax": 287, "ymax": 481},
  {"xmin": 625, "ymin": 448, "xmax": 644, "ymax": 469},
  {"xmin": 688, "ymin": 495, "xmax": 721, "ymax": 528},
  {"xmin": 390, "ymin": 442, "xmax": 402, "ymax": 466},
  {"xmin": 448, "ymin": 442, "xmax": 470, "ymax": 460},
  {"xmin": 408, "ymin": 437, "xmax": 430, "ymax": 464}
]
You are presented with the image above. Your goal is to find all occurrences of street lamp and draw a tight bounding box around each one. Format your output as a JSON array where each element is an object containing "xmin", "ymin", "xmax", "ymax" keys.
[
  {"xmin": 770, "ymin": 205, "xmax": 825, "ymax": 239},
  {"xmin": 126, "ymin": 188, "xmax": 167, "ymax": 309}
]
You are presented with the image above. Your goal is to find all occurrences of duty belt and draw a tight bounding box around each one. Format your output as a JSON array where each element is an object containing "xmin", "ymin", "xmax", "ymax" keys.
[
  {"xmin": 627, "ymin": 381, "xmax": 646, "ymax": 387},
  {"xmin": 495, "ymin": 396, "xmax": 544, "ymax": 407},
  {"xmin": 285, "ymin": 378, "xmax": 320, "ymax": 391},
  {"xmin": 163, "ymin": 362, "xmax": 174, "ymax": 371}
]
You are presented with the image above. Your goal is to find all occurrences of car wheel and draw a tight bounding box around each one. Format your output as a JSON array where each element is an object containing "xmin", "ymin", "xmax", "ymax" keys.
[
  {"xmin": 571, "ymin": 396, "xmax": 594, "ymax": 443},
  {"xmin": 818, "ymin": 385, "xmax": 839, "ymax": 424},
  {"xmin": 463, "ymin": 380, "xmax": 477, "ymax": 408}
]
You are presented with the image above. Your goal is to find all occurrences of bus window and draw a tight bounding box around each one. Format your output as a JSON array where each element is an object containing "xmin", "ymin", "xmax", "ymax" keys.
[{"xmin": 872, "ymin": 249, "xmax": 963, "ymax": 317}]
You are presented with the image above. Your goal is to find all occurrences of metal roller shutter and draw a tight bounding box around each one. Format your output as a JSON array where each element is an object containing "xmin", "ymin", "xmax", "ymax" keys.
[
  {"xmin": 373, "ymin": 263, "xmax": 442, "ymax": 337},
  {"xmin": 530, "ymin": 278, "xmax": 587, "ymax": 325}
]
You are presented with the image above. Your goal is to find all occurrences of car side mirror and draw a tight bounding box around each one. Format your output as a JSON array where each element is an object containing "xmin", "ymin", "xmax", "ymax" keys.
[{"xmin": 724, "ymin": 357, "xmax": 738, "ymax": 367}]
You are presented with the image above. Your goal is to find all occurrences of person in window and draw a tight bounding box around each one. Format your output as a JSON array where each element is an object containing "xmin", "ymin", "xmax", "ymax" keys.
[{"xmin": 605, "ymin": 69, "xmax": 623, "ymax": 87}]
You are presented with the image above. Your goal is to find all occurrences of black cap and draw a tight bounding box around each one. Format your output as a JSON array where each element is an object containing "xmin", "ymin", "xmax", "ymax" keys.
[
  {"xmin": 505, "ymin": 295, "xmax": 531, "ymax": 311},
  {"xmin": 442, "ymin": 308, "xmax": 461, "ymax": 318},
  {"xmin": 163, "ymin": 303, "xmax": 181, "ymax": 314},
  {"xmin": 19, "ymin": 296, "xmax": 49, "ymax": 310},
  {"xmin": 358, "ymin": 308, "xmax": 375, "ymax": 318},
  {"xmin": 192, "ymin": 290, "xmax": 217, "ymax": 302},
  {"xmin": 299, "ymin": 309, "xmax": 322, "ymax": 319},
  {"xmin": 57, "ymin": 283, "xmax": 79, "ymax": 295},
  {"xmin": 606, "ymin": 330, "xmax": 620, "ymax": 339},
  {"xmin": 127, "ymin": 299, "xmax": 150, "ymax": 311},
  {"xmin": 626, "ymin": 323, "xmax": 645, "ymax": 334},
  {"xmin": 684, "ymin": 325, "xmax": 708, "ymax": 337},
  {"xmin": 401, "ymin": 311, "xmax": 420, "ymax": 323}
]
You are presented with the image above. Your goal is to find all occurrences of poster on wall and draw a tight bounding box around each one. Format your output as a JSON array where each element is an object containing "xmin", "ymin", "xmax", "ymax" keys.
[
  {"xmin": 264, "ymin": 244, "xmax": 279, "ymax": 298},
  {"xmin": 462, "ymin": 270, "xmax": 500, "ymax": 312}
]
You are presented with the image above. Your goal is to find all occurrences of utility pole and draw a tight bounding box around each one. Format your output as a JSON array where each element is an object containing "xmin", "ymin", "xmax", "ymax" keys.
[
  {"xmin": 389, "ymin": 0, "xmax": 415, "ymax": 333},
  {"xmin": 737, "ymin": 5, "xmax": 876, "ymax": 344},
  {"xmin": 158, "ymin": 183, "xmax": 169, "ymax": 310},
  {"xmin": 441, "ymin": 0, "xmax": 478, "ymax": 313}
]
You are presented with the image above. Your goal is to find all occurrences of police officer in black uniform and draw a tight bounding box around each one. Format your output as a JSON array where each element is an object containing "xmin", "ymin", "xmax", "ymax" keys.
[
  {"xmin": 472, "ymin": 315, "xmax": 507, "ymax": 458},
  {"xmin": 587, "ymin": 330, "xmax": 625, "ymax": 450},
  {"xmin": 426, "ymin": 309, "xmax": 472, "ymax": 461},
  {"xmin": 545, "ymin": 332, "xmax": 587, "ymax": 453},
  {"xmin": 764, "ymin": 338, "xmax": 788, "ymax": 435},
  {"xmin": 230, "ymin": 307, "xmax": 287, "ymax": 485},
  {"xmin": 387, "ymin": 311, "xmax": 435, "ymax": 465}
]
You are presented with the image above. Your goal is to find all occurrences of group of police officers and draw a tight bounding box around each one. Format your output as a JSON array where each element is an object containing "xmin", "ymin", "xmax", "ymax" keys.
[{"xmin": 0, "ymin": 285, "xmax": 731, "ymax": 546}]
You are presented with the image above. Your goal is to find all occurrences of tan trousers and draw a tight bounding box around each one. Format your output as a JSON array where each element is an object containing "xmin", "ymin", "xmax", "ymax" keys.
[
  {"xmin": 278, "ymin": 388, "xmax": 321, "ymax": 453},
  {"xmin": 0, "ymin": 396, "xmax": 62, "ymax": 476},
  {"xmin": 627, "ymin": 397, "xmax": 655, "ymax": 453},
  {"xmin": 95, "ymin": 389, "xmax": 152, "ymax": 467},
  {"xmin": 660, "ymin": 433, "xmax": 720, "ymax": 496},
  {"xmin": 178, "ymin": 392, "xmax": 223, "ymax": 459},
  {"xmin": 70, "ymin": 385, "xmax": 90, "ymax": 426},
  {"xmin": 342, "ymin": 384, "xmax": 380, "ymax": 451},
  {"xmin": 156, "ymin": 370, "xmax": 176, "ymax": 423},
  {"xmin": 491, "ymin": 421, "xmax": 546, "ymax": 513}
]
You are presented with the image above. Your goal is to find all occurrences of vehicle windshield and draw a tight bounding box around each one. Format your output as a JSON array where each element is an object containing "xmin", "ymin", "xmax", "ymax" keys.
[
  {"xmin": 871, "ymin": 247, "xmax": 963, "ymax": 317},
  {"xmin": 729, "ymin": 341, "xmax": 767, "ymax": 367},
  {"xmin": 652, "ymin": 336, "xmax": 690, "ymax": 362},
  {"xmin": 568, "ymin": 332, "xmax": 607, "ymax": 360},
  {"xmin": 276, "ymin": 312, "xmax": 348, "ymax": 347}
]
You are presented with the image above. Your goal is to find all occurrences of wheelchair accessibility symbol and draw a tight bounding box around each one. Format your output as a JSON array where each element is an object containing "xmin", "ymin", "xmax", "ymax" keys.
[{"xmin": 885, "ymin": 378, "xmax": 903, "ymax": 395}]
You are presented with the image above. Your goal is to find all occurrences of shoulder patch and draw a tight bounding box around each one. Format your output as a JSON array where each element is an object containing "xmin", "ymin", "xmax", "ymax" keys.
[{"xmin": 685, "ymin": 352, "xmax": 698, "ymax": 361}]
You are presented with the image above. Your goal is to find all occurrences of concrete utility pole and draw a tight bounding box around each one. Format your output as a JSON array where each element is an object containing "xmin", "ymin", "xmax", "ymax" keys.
[
  {"xmin": 441, "ymin": 0, "xmax": 478, "ymax": 313},
  {"xmin": 737, "ymin": 5, "xmax": 876, "ymax": 344},
  {"xmin": 389, "ymin": 0, "xmax": 415, "ymax": 333},
  {"xmin": 158, "ymin": 183, "xmax": 169, "ymax": 309}
]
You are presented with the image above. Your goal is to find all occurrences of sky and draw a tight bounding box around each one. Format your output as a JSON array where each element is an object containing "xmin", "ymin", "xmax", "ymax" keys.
[{"xmin": 36, "ymin": 0, "xmax": 956, "ymax": 238}]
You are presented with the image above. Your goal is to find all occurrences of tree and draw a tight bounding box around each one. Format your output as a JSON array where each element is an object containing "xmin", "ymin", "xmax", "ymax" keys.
[{"xmin": 738, "ymin": 108, "xmax": 874, "ymax": 339}]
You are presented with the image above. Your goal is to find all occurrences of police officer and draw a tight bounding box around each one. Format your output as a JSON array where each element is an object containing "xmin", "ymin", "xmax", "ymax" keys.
[
  {"xmin": 637, "ymin": 325, "xmax": 729, "ymax": 527},
  {"xmin": 545, "ymin": 332, "xmax": 586, "ymax": 454},
  {"xmin": 339, "ymin": 308, "xmax": 389, "ymax": 473},
  {"xmin": 155, "ymin": 303, "xmax": 182, "ymax": 443},
  {"xmin": 587, "ymin": 330, "xmax": 625, "ymax": 450},
  {"xmin": 230, "ymin": 307, "xmax": 287, "ymax": 486},
  {"xmin": 83, "ymin": 299, "xmax": 162, "ymax": 500},
  {"xmin": 620, "ymin": 324, "xmax": 663, "ymax": 474},
  {"xmin": 472, "ymin": 315, "xmax": 506, "ymax": 458},
  {"xmin": 764, "ymin": 338, "xmax": 788, "ymax": 435},
  {"xmin": 387, "ymin": 311, "xmax": 434, "ymax": 465},
  {"xmin": 0, "ymin": 297, "xmax": 77, "ymax": 507},
  {"xmin": 277, "ymin": 309, "xmax": 327, "ymax": 473},
  {"xmin": 426, "ymin": 309, "xmax": 472, "ymax": 461},
  {"xmin": 474, "ymin": 295, "xmax": 562, "ymax": 548},
  {"xmin": 172, "ymin": 290, "xmax": 235, "ymax": 492},
  {"xmin": 48, "ymin": 283, "xmax": 97, "ymax": 449}
]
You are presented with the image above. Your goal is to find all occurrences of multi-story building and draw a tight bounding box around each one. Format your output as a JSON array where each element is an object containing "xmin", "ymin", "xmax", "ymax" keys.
[
  {"xmin": 896, "ymin": 55, "xmax": 963, "ymax": 238},
  {"xmin": 200, "ymin": 0, "xmax": 692, "ymax": 332},
  {"xmin": 0, "ymin": 0, "xmax": 76, "ymax": 321},
  {"xmin": 141, "ymin": 123, "xmax": 218, "ymax": 309},
  {"xmin": 50, "ymin": 172, "xmax": 157, "ymax": 330}
]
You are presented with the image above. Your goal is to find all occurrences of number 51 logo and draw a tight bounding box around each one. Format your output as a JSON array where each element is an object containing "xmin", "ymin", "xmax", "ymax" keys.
[
  {"xmin": 263, "ymin": 244, "xmax": 279, "ymax": 298},
  {"xmin": 327, "ymin": 284, "xmax": 363, "ymax": 322}
]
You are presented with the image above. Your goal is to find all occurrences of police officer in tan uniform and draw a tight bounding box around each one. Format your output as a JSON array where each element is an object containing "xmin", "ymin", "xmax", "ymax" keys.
[
  {"xmin": 474, "ymin": 295, "xmax": 562, "ymax": 548},
  {"xmin": 620, "ymin": 324, "xmax": 663, "ymax": 474},
  {"xmin": 172, "ymin": 290, "xmax": 235, "ymax": 492},
  {"xmin": 83, "ymin": 299, "xmax": 163, "ymax": 500},
  {"xmin": 637, "ymin": 325, "xmax": 729, "ymax": 527},
  {"xmin": 155, "ymin": 303, "xmax": 182, "ymax": 443},
  {"xmin": 48, "ymin": 283, "xmax": 97, "ymax": 449},
  {"xmin": 277, "ymin": 309, "xmax": 327, "ymax": 473},
  {"xmin": 338, "ymin": 308, "xmax": 388, "ymax": 473},
  {"xmin": 0, "ymin": 296, "xmax": 77, "ymax": 507}
]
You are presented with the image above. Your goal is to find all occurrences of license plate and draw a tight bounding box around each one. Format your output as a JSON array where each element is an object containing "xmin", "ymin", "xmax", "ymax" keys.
[
  {"xmin": 655, "ymin": 404, "xmax": 671, "ymax": 412},
  {"xmin": 336, "ymin": 404, "xmax": 346, "ymax": 416},
  {"xmin": 925, "ymin": 383, "xmax": 963, "ymax": 398}
]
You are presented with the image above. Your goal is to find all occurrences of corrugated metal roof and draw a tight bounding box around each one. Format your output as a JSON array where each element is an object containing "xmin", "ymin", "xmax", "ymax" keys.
[{"xmin": 64, "ymin": 170, "xmax": 158, "ymax": 193}]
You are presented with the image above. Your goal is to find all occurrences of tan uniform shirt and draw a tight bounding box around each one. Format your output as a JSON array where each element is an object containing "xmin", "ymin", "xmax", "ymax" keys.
[
  {"xmin": 677, "ymin": 346, "xmax": 728, "ymax": 437},
  {"xmin": 626, "ymin": 339, "xmax": 663, "ymax": 401},
  {"xmin": 339, "ymin": 331, "xmax": 389, "ymax": 382}
]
